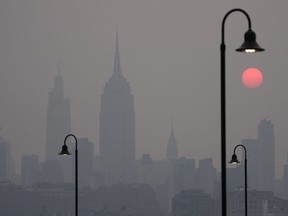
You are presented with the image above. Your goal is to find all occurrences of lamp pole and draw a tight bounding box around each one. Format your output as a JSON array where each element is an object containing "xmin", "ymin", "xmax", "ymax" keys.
[
  {"xmin": 230, "ymin": 144, "xmax": 248, "ymax": 216},
  {"xmin": 59, "ymin": 134, "xmax": 78, "ymax": 216},
  {"xmin": 220, "ymin": 8, "xmax": 264, "ymax": 216}
]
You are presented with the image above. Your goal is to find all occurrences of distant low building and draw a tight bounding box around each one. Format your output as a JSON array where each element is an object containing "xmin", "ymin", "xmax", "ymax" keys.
[
  {"xmin": 172, "ymin": 189, "xmax": 214, "ymax": 216},
  {"xmin": 0, "ymin": 182, "xmax": 162, "ymax": 216},
  {"xmin": 227, "ymin": 189, "xmax": 288, "ymax": 216},
  {"xmin": 21, "ymin": 154, "xmax": 41, "ymax": 186}
]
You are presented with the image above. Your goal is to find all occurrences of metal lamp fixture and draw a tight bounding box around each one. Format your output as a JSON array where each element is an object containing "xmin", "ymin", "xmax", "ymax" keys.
[
  {"xmin": 229, "ymin": 144, "xmax": 248, "ymax": 216},
  {"xmin": 236, "ymin": 29, "xmax": 265, "ymax": 53},
  {"xmin": 220, "ymin": 8, "xmax": 264, "ymax": 216},
  {"xmin": 58, "ymin": 134, "xmax": 78, "ymax": 216}
]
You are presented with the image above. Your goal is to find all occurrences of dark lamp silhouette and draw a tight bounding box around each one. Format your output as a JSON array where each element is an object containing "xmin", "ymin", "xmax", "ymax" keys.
[
  {"xmin": 229, "ymin": 154, "xmax": 240, "ymax": 164},
  {"xmin": 58, "ymin": 144, "xmax": 71, "ymax": 155},
  {"xmin": 58, "ymin": 134, "xmax": 78, "ymax": 216},
  {"xmin": 220, "ymin": 8, "xmax": 264, "ymax": 216},
  {"xmin": 236, "ymin": 29, "xmax": 265, "ymax": 53}
]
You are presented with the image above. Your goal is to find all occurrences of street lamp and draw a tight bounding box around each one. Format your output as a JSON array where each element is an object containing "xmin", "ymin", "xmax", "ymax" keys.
[
  {"xmin": 58, "ymin": 134, "xmax": 78, "ymax": 216},
  {"xmin": 220, "ymin": 8, "xmax": 264, "ymax": 216},
  {"xmin": 229, "ymin": 144, "xmax": 248, "ymax": 216}
]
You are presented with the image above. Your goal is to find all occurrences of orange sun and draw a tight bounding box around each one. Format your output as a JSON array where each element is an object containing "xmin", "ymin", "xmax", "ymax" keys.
[{"xmin": 242, "ymin": 68, "xmax": 263, "ymax": 88}]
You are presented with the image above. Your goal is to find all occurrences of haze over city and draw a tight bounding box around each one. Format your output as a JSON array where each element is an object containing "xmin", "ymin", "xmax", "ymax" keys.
[{"xmin": 0, "ymin": 0, "xmax": 288, "ymax": 180}]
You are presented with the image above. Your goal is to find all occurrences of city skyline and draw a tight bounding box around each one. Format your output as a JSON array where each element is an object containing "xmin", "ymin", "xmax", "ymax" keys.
[{"xmin": 0, "ymin": 0, "xmax": 288, "ymax": 179}]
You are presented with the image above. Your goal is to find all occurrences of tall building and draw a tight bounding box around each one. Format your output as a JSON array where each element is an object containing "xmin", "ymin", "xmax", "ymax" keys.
[
  {"xmin": 258, "ymin": 119, "xmax": 275, "ymax": 191},
  {"xmin": 45, "ymin": 69, "xmax": 71, "ymax": 182},
  {"xmin": 194, "ymin": 158, "xmax": 217, "ymax": 196},
  {"xmin": 136, "ymin": 154, "xmax": 170, "ymax": 212},
  {"xmin": 0, "ymin": 136, "xmax": 14, "ymax": 181},
  {"xmin": 99, "ymin": 33, "xmax": 135, "ymax": 184},
  {"xmin": 241, "ymin": 138, "xmax": 260, "ymax": 190},
  {"xmin": 166, "ymin": 122, "xmax": 179, "ymax": 161},
  {"xmin": 240, "ymin": 120, "xmax": 275, "ymax": 191},
  {"xmin": 77, "ymin": 138, "xmax": 94, "ymax": 188},
  {"xmin": 283, "ymin": 163, "xmax": 288, "ymax": 197}
]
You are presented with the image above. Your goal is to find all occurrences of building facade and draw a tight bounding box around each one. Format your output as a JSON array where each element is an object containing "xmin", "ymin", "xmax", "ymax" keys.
[
  {"xmin": 0, "ymin": 137, "xmax": 14, "ymax": 181},
  {"xmin": 172, "ymin": 189, "xmax": 214, "ymax": 216},
  {"xmin": 45, "ymin": 71, "xmax": 71, "ymax": 182},
  {"xmin": 166, "ymin": 123, "xmax": 179, "ymax": 161},
  {"xmin": 21, "ymin": 154, "xmax": 41, "ymax": 186},
  {"xmin": 257, "ymin": 119, "xmax": 275, "ymax": 191},
  {"xmin": 77, "ymin": 138, "xmax": 94, "ymax": 188},
  {"xmin": 99, "ymin": 33, "xmax": 135, "ymax": 184}
]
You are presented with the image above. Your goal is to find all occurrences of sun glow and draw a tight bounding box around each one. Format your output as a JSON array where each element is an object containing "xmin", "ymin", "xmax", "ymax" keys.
[{"xmin": 242, "ymin": 68, "xmax": 263, "ymax": 88}]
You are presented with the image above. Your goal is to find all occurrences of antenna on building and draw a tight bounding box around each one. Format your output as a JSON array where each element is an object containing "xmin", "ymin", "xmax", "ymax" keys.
[{"xmin": 58, "ymin": 60, "xmax": 61, "ymax": 76}]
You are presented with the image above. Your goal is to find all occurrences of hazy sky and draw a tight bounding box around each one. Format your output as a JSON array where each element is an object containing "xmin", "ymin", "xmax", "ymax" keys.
[{"xmin": 0, "ymin": 0, "xmax": 288, "ymax": 177}]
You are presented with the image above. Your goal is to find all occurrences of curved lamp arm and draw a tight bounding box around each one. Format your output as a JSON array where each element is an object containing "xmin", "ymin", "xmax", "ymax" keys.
[
  {"xmin": 64, "ymin": 134, "xmax": 78, "ymax": 151},
  {"xmin": 59, "ymin": 134, "xmax": 78, "ymax": 155},
  {"xmin": 233, "ymin": 144, "xmax": 247, "ymax": 159},
  {"xmin": 221, "ymin": 8, "xmax": 251, "ymax": 44},
  {"xmin": 58, "ymin": 133, "xmax": 79, "ymax": 216}
]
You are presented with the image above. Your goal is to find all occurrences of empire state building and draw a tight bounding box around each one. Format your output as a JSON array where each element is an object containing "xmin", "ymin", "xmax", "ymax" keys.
[{"xmin": 99, "ymin": 33, "xmax": 135, "ymax": 184}]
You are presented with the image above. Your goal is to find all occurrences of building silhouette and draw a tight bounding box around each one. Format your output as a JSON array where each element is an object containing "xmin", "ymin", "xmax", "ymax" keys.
[
  {"xmin": 21, "ymin": 154, "xmax": 41, "ymax": 186},
  {"xmin": 0, "ymin": 136, "xmax": 14, "ymax": 181},
  {"xmin": 166, "ymin": 122, "xmax": 179, "ymax": 161},
  {"xmin": 136, "ymin": 154, "xmax": 169, "ymax": 212},
  {"xmin": 0, "ymin": 182, "xmax": 162, "ymax": 216},
  {"xmin": 42, "ymin": 160, "xmax": 64, "ymax": 183},
  {"xmin": 282, "ymin": 153, "xmax": 288, "ymax": 198},
  {"xmin": 99, "ymin": 32, "xmax": 135, "ymax": 184},
  {"xmin": 45, "ymin": 69, "xmax": 71, "ymax": 182},
  {"xmin": 172, "ymin": 189, "xmax": 214, "ymax": 216},
  {"xmin": 227, "ymin": 190, "xmax": 273, "ymax": 216},
  {"xmin": 77, "ymin": 138, "xmax": 94, "ymax": 188},
  {"xmin": 194, "ymin": 158, "xmax": 217, "ymax": 196},
  {"xmin": 258, "ymin": 119, "xmax": 275, "ymax": 191},
  {"xmin": 241, "ymin": 138, "xmax": 260, "ymax": 190},
  {"xmin": 169, "ymin": 157, "xmax": 195, "ymax": 199},
  {"xmin": 240, "ymin": 119, "xmax": 275, "ymax": 191}
]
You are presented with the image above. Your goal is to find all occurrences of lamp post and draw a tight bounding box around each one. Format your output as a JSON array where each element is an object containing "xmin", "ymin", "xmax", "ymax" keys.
[
  {"xmin": 58, "ymin": 134, "xmax": 78, "ymax": 216},
  {"xmin": 229, "ymin": 144, "xmax": 248, "ymax": 216},
  {"xmin": 220, "ymin": 8, "xmax": 264, "ymax": 216}
]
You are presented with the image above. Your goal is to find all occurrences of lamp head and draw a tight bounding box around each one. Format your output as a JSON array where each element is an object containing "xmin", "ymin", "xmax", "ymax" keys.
[
  {"xmin": 236, "ymin": 29, "xmax": 265, "ymax": 53},
  {"xmin": 229, "ymin": 154, "xmax": 240, "ymax": 164},
  {"xmin": 58, "ymin": 144, "xmax": 71, "ymax": 155}
]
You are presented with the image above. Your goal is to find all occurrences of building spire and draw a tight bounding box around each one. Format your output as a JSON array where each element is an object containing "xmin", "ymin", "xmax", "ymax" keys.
[
  {"xmin": 116, "ymin": 23, "xmax": 119, "ymax": 53},
  {"xmin": 171, "ymin": 116, "xmax": 174, "ymax": 134},
  {"xmin": 57, "ymin": 60, "xmax": 61, "ymax": 76},
  {"xmin": 113, "ymin": 24, "xmax": 122, "ymax": 76},
  {"xmin": 166, "ymin": 120, "xmax": 179, "ymax": 161}
]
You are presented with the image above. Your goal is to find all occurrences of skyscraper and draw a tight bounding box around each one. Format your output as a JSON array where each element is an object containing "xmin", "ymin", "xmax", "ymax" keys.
[
  {"xmin": 0, "ymin": 135, "xmax": 14, "ymax": 181},
  {"xmin": 258, "ymin": 119, "xmax": 275, "ymax": 191},
  {"xmin": 99, "ymin": 33, "xmax": 135, "ymax": 184},
  {"xmin": 45, "ymin": 69, "xmax": 71, "ymax": 182},
  {"xmin": 166, "ymin": 122, "xmax": 179, "ymax": 161},
  {"xmin": 241, "ymin": 138, "xmax": 260, "ymax": 190},
  {"xmin": 194, "ymin": 158, "xmax": 217, "ymax": 195},
  {"xmin": 77, "ymin": 138, "xmax": 94, "ymax": 188},
  {"xmin": 46, "ymin": 70, "xmax": 71, "ymax": 161}
]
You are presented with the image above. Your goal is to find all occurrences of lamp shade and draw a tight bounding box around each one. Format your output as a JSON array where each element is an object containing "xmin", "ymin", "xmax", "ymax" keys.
[
  {"xmin": 236, "ymin": 29, "xmax": 265, "ymax": 53},
  {"xmin": 58, "ymin": 144, "xmax": 71, "ymax": 155},
  {"xmin": 229, "ymin": 154, "xmax": 240, "ymax": 164}
]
